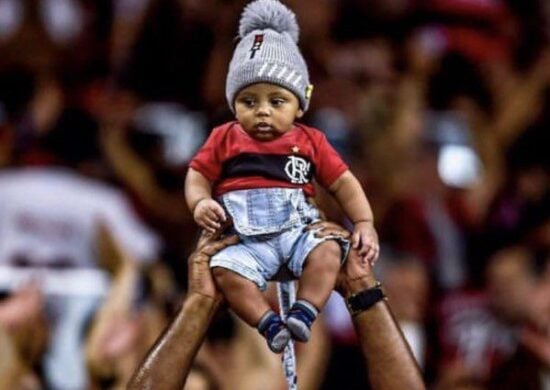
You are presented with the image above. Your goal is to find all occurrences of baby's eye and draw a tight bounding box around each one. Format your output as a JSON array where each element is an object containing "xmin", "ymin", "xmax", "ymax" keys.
[
  {"xmin": 271, "ymin": 98, "xmax": 286, "ymax": 106},
  {"xmin": 240, "ymin": 98, "xmax": 255, "ymax": 107}
]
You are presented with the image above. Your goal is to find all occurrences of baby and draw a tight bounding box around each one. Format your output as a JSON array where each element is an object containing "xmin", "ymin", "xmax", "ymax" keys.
[{"xmin": 185, "ymin": 0, "xmax": 379, "ymax": 353}]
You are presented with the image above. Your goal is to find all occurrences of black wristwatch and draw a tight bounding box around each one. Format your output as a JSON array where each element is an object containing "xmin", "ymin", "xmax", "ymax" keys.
[{"xmin": 346, "ymin": 282, "xmax": 386, "ymax": 316}]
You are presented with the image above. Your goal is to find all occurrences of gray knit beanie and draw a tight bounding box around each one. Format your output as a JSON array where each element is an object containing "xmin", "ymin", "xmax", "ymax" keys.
[{"xmin": 226, "ymin": 0, "xmax": 312, "ymax": 112}]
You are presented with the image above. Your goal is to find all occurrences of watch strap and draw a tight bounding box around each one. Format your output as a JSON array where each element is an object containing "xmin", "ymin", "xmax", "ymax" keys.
[{"xmin": 346, "ymin": 282, "xmax": 386, "ymax": 316}]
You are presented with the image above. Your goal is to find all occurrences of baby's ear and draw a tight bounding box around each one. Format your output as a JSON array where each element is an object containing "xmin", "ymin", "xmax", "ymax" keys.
[{"xmin": 296, "ymin": 109, "xmax": 304, "ymax": 119}]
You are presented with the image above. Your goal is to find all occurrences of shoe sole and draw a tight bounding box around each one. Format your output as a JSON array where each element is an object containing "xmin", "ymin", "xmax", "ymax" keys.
[
  {"xmin": 270, "ymin": 328, "xmax": 291, "ymax": 353},
  {"xmin": 287, "ymin": 317, "xmax": 310, "ymax": 342}
]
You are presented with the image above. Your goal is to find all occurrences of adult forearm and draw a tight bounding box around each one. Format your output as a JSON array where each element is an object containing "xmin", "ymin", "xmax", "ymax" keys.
[
  {"xmin": 127, "ymin": 293, "xmax": 220, "ymax": 390},
  {"xmin": 349, "ymin": 279, "xmax": 425, "ymax": 390},
  {"xmin": 312, "ymin": 221, "xmax": 423, "ymax": 389}
]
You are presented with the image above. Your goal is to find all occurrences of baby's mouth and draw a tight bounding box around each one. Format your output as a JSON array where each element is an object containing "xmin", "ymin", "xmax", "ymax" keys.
[{"xmin": 255, "ymin": 123, "xmax": 274, "ymax": 132}]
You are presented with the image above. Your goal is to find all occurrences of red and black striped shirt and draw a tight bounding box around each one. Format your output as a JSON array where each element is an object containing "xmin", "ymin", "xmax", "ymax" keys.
[{"xmin": 190, "ymin": 121, "xmax": 348, "ymax": 197}]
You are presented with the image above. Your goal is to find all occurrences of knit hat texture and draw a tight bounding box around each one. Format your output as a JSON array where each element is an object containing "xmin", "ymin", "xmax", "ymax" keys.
[{"xmin": 226, "ymin": 0, "xmax": 312, "ymax": 112}]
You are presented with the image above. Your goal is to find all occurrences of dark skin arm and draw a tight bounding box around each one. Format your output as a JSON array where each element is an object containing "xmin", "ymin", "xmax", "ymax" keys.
[
  {"xmin": 128, "ymin": 223, "xmax": 425, "ymax": 390},
  {"xmin": 310, "ymin": 221, "xmax": 426, "ymax": 390},
  {"xmin": 351, "ymin": 287, "xmax": 425, "ymax": 390},
  {"xmin": 127, "ymin": 233, "xmax": 238, "ymax": 390}
]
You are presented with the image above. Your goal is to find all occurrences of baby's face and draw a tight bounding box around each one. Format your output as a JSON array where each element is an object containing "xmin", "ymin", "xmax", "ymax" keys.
[{"xmin": 234, "ymin": 83, "xmax": 303, "ymax": 141}]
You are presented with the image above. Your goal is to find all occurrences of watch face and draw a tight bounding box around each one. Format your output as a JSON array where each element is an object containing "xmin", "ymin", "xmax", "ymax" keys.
[{"xmin": 347, "ymin": 286, "xmax": 385, "ymax": 314}]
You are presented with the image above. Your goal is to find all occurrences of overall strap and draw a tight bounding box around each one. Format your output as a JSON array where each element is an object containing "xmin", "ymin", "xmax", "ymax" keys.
[{"xmin": 277, "ymin": 280, "xmax": 298, "ymax": 390}]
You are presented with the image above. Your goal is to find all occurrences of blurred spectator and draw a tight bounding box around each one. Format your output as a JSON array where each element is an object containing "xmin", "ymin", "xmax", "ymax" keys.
[
  {"xmin": 100, "ymin": 96, "xmax": 207, "ymax": 288},
  {"xmin": 0, "ymin": 0, "xmax": 111, "ymax": 74},
  {"xmin": 482, "ymin": 125, "xmax": 550, "ymax": 256},
  {"xmin": 184, "ymin": 363, "xmax": 220, "ymax": 390},
  {"xmin": 433, "ymin": 290, "xmax": 515, "ymax": 388},
  {"xmin": 492, "ymin": 245, "xmax": 550, "ymax": 388},
  {"xmin": 0, "ymin": 284, "xmax": 46, "ymax": 389},
  {"xmin": 117, "ymin": 0, "xmax": 220, "ymax": 111},
  {"xmin": 417, "ymin": 0, "xmax": 515, "ymax": 64},
  {"xmin": 488, "ymin": 252, "xmax": 550, "ymax": 389},
  {"xmin": 432, "ymin": 244, "xmax": 549, "ymax": 389},
  {"xmin": 0, "ymin": 105, "xmax": 160, "ymax": 388},
  {"xmin": 381, "ymin": 137, "xmax": 471, "ymax": 291}
]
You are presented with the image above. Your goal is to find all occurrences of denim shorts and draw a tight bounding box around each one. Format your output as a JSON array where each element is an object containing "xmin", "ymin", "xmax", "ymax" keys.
[{"xmin": 210, "ymin": 188, "xmax": 349, "ymax": 290}]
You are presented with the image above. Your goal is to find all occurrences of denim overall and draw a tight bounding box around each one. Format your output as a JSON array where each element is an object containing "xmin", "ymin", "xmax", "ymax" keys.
[{"xmin": 210, "ymin": 188, "xmax": 349, "ymax": 290}]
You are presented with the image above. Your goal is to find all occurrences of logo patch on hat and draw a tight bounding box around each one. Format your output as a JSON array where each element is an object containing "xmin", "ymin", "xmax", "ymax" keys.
[
  {"xmin": 305, "ymin": 84, "xmax": 314, "ymax": 100},
  {"xmin": 249, "ymin": 34, "xmax": 264, "ymax": 59}
]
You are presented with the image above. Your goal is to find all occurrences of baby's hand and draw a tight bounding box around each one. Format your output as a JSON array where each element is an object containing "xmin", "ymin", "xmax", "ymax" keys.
[
  {"xmin": 352, "ymin": 221, "xmax": 380, "ymax": 266},
  {"xmin": 193, "ymin": 199, "xmax": 227, "ymax": 234}
]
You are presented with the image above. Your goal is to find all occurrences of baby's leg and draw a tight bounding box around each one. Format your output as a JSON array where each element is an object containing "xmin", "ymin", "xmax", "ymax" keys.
[
  {"xmin": 212, "ymin": 267, "xmax": 270, "ymax": 326},
  {"xmin": 212, "ymin": 267, "xmax": 290, "ymax": 353},
  {"xmin": 288, "ymin": 240, "xmax": 342, "ymax": 341},
  {"xmin": 297, "ymin": 240, "xmax": 342, "ymax": 308}
]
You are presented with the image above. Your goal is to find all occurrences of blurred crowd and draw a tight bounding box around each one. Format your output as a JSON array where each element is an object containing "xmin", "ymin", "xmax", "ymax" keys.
[{"xmin": 0, "ymin": 0, "xmax": 548, "ymax": 389}]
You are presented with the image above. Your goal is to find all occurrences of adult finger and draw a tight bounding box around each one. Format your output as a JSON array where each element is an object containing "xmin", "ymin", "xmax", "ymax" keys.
[
  {"xmin": 358, "ymin": 243, "xmax": 370, "ymax": 257},
  {"xmin": 335, "ymin": 248, "xmax": 374, "ymax": 296},
  {"xmin": 306, "ymin": 221, "xmax": 346, "ymax": 233},
  {"xmin": 202, "ymin": 235, "xmax": 240, "ymax": 256},
  {"xmin": 305, "ymin": 221, "xmax": 325, "ymax": 231},
  {"xmin": 314, "ymin": 227, "xmax": 351, "ymax": 240},
  {"xmin": 198, "ymin": 228, "xmax": 223, "ymax": 247},
  {"xmin": 196, "ymin": 231, "xmax": 210, "ymax": 249},
  {"xmin": 347, "ymin": 248, "xmax": 368, "ymax": 271},
  {"xmin": 351, "ymin": 231, "xmax": 360, "ymax": 249},
  {"xmin": 365, "ymin": 246, "xmax": 379, "ymax": 266}
]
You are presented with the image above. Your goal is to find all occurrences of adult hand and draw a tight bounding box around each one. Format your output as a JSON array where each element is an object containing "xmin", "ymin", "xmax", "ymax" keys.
[
  {"xmin": 307, "ymin": 221, "xmax": 378, "ymax": 298},
  {"xmin": 188, "ymin": 232, "xmax": 239, "ymax": 300}
]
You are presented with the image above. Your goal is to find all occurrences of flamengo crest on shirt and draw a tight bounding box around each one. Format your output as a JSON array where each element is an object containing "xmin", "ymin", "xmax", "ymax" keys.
[
  {"xmin": 285, "ymin": 155, "xmax": 311, "ymax": 184},
  {"xmin": 220, "ymin": 153, "xmax": 315, "ymax": 184}
]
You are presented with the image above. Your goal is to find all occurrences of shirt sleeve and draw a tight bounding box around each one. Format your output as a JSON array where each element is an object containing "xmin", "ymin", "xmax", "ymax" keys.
[
  {"xmin": 188, "ymin": 127, "xmax": 223, "ymax": 181},
  {"xmin": 313, "ymin": 131, "xmax": 349, "ymax": 188}
]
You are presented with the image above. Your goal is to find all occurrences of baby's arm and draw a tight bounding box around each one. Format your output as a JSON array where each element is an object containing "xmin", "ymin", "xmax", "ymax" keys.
[
  {"xmin": 328, "ymin": 170, "xmax": 380, "ymax": 264},
  {"xmin": 185, "ymin": 168, "xmax": 226, "ymax": 234}
]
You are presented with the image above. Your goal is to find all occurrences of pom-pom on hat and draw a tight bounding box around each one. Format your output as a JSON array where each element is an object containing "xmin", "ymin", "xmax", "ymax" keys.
[{"xmin": 226, "ymin": 0, "xmax": 312, "ymax": 112}]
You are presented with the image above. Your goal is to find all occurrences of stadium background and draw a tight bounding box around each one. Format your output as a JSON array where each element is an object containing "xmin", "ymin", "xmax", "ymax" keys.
[{"xmin": 0, "ymin": 0, "xmax": 548, "ymax": 389}]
